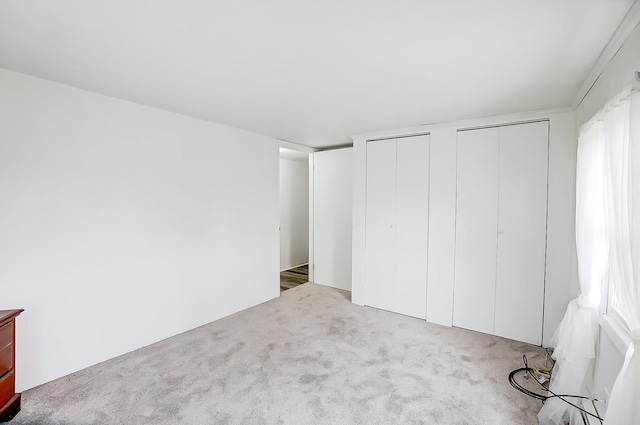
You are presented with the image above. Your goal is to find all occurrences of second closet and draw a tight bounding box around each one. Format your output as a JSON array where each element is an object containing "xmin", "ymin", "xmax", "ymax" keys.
[
  {"xmin": 453, "ymin": 121, "xmax": 549, "ymax": 345},
  {"xmin": 365, "ymin": 134, "xmax": 430, "ymax": 319}
]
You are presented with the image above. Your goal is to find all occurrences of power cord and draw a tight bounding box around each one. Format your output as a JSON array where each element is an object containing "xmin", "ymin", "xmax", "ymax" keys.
[{"xmin": 508, "ymin": 355, "xmax": 604, "ymax": 422}]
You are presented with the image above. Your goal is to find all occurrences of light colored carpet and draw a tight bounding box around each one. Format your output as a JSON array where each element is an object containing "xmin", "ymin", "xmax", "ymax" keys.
[{"xmin": 14, "ymin": 283, "xmax": 545, "ymax": 424}]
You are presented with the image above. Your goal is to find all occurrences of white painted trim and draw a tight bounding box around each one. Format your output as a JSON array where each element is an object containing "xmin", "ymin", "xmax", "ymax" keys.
[
  {"xmin": 280, "ymin": 263, "xmax": 309, "ymax": 272},
  {"xmin": 278, "ymin": 138, "xmax": 318, "ymax": 153},
  {"xmin": 572, "ymin": 1, "xmax": 640, "ymax": 109},
  {"xmin": 351, "ymin": 107, "xmax": 573, "ymax": 143},
  {"xmin": 308, "ymin": 153, "xmax": 315, "ymax": 283},
  {"xmin": 279, "ymin": 148, "xmax": 308, "ymax": 161},
  {"xmin": 317, "ymin": 145, "xmax": 354, "ymax": 152},
  {"xmin": 276, "ymin": 142, "xmax": 281, "ymax": 288},
  {"xmin": 600, "ymin": 313, "xmax": 633, "ymax": 355}
]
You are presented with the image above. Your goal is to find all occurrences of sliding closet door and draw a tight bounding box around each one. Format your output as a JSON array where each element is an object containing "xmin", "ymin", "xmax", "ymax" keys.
[
  {"xmin": 395, "ymin": 135, "xmax": 429, "ymax": 319},
  {"xmin": 494, "ymin": 122, "xmax": 548, "ymax": 345},
  {"xmin": 453, "ymin": 128, "xmax": 500, "ymax": 335},
  {"xmin": 365, "ymin": 140, "xmax": 396, "ymax": 312}
]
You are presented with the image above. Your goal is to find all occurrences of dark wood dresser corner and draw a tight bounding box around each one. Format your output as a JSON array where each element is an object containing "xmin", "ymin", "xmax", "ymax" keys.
[{"xmin": 0, "ymin": 310, "xmax": 23, "ymax": 423}]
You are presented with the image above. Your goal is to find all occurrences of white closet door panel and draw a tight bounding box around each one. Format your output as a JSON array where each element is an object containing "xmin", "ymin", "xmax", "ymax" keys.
[
  {"xmin": 454, "ymin": 128, "xmax": 500, "ymax": 335},
  {"xmin": 365, "ymin": 140, "xmax": 396, "ymax": 312},
  {"xmin": 395, "ymin": 135, "xmax": 429, "ymax": 319},
  {"xmin": 494, "ymin": 122, "xmax": 548, "ymax": 345}
]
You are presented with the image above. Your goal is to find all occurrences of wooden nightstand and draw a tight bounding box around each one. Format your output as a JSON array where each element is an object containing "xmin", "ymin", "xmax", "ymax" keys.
[{"xmin": 0, "ymin": 310, "xmax": 23, "ymax": 423}]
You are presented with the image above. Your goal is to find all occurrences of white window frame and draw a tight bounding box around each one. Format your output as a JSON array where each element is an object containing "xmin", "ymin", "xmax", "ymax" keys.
[
  {"xmin": 601, "ymin": 290, "xmax": 632, "ymax": 355},
  {"xmin": 598, "ymin": 207, "xmax": 632, "ymax": 356}
]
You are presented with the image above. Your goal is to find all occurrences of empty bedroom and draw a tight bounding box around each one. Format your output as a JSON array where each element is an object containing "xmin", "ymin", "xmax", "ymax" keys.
[{"xmin": 1, "ymin": 1, "xmax": 639, "ymax": 424}]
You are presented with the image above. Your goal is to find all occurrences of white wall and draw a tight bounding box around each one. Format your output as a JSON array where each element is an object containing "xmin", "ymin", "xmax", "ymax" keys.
[
  {"xmin": 313, "ymin": 148, "xmax": 353, "ymax": 291},
  {"xmin": 0, "ymin": 68, "xmax": 280, "ymax": 391},
  {"xmin": 352, "ymin": 109, "xmax": 576, "ymax": 347},
  {"xmin": 575, "ymin": 20, "xmax": 640, "ymax": 410},
  {"xmin": 279, "ymin": 157, "xmax": 309, "ymax": 270}
]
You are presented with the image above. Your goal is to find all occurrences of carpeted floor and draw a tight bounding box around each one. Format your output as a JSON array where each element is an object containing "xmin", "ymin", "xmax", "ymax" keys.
[{"xmin": 13, "ymin": 283, "xmax": 546, "ymax": 425}]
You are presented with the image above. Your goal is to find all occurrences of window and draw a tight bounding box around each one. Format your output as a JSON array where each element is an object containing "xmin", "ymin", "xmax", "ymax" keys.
[{"xmin": 606, "ymin": 275, "xmax": 630, "ymax": 332}]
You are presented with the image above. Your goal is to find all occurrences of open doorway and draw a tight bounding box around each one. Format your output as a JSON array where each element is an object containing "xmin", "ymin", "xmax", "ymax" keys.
[{"xmin": 279, "ymin": 147, "xmax": 310, "ymax": 292}]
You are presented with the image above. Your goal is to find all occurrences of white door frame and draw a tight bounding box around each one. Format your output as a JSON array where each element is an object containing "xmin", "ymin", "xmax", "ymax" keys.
[{"xmin": 277, "ymin": 140, "xmax": 317, "ymax": 288}]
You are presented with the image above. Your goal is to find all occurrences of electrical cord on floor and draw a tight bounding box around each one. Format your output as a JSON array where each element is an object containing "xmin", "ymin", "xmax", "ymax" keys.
[{"xmin": 508, "ymin": 355, "xmax": 604, "ymax": 422}]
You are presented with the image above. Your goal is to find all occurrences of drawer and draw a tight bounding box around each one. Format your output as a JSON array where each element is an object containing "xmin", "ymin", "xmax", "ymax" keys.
[
  {"xmin": 0, "ymin": 322, "xmax": 11, "ymax": 350},
  {"xmin": 0, "ymin": 344, "xmax": 11, "ymax": 378},
  {"xmin": 0, "ymin": 370, "xmax": 14, "ymax": 407}
]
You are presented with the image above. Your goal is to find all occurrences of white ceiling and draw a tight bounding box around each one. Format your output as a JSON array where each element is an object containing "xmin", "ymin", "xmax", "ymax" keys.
[{"xmin": 0, "ymin": 1, "xmax": 634, "ymax": 148}]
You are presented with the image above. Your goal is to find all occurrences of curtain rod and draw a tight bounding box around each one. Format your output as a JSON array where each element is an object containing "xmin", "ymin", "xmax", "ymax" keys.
[{"xmin": 579, "ymin": 76, "xmax": 639, "ymax": 135}]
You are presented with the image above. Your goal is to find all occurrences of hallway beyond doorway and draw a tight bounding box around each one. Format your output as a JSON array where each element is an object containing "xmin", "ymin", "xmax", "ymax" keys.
[{"xmin": 280, "ymin": 264, "xmax": 308, "ymax": 292}]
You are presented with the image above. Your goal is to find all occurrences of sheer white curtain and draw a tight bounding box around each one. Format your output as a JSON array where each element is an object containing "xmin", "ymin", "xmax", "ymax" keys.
[
  {"xmin": 602, "ymin": 89, "xmax": 640, "ymax": 425},
  {"xmin": 538, "ymin": 118, "xmax": 608, "ymax": 425}
]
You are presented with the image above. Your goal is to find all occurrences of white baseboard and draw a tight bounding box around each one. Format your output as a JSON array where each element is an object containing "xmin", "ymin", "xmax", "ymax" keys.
[{"xmin": 280, "ymin": 263, "xmax": 309, "ymax": 272}]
